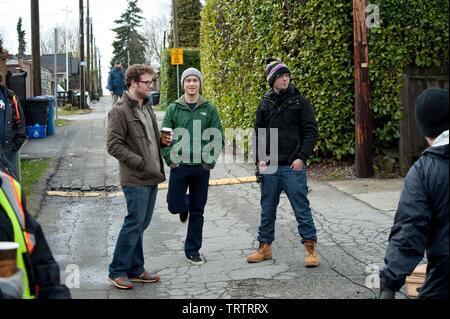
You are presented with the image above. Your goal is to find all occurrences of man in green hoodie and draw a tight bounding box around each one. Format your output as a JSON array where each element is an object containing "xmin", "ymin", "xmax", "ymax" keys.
[{"xmin": 161, "ymin": 68, "xmax": 223, "ymax": 265}]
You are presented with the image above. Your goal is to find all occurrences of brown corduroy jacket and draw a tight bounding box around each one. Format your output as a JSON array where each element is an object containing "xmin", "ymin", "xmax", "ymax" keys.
[{"xmin": 107, "ymin": 92, "xmax": 166, "ymax": 186}]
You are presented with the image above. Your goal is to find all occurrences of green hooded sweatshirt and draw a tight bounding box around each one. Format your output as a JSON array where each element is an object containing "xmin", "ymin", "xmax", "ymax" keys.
[{"xmin": 161, "ymin": 95, "xmax": 224, "ymax": 168}]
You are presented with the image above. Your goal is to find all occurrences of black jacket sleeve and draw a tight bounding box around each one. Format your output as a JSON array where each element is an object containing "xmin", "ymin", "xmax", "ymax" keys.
[
  {"xmin": 253, "ymin": 99, "xmax": 266, "ymax": 163},
  {"xmin": 290, "ymin": 97, "xmax": 318, "ymax": 163},
  {"xmin": 13, "ymin": 97, "xmax": 27, "ymax": 151},
  {"xmin": 379, "ymin": 162, "xmax": 430, "ymax": 291}
]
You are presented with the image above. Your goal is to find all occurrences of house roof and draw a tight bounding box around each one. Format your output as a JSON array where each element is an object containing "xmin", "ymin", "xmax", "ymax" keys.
[{"xmin": 22, "ymin": 53, "xmax": 79, "ymax": 75}]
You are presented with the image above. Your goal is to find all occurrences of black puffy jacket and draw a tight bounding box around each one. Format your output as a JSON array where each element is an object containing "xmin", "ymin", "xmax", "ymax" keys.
[
  {"xmin": 254, "ymin": 85, "xmax": 318, "ymax": 165},
  {"xmin": 380, "ymin": 142, "xmax": 449, "ymax": 299}
]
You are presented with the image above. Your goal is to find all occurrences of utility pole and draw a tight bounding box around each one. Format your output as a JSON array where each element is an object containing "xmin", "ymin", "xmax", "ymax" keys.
[
  {"xmin": 93, "ymin": 39, "xmax": 97, "ymax": 98},
  {"xmin": 98, "ymin": 50, "xmax": 102, "ymax": 94},
  {"xmin": 31, "ymin": 0, "xmax": 42, "ymax": 96},
  {"xmin": 353, "ymin": 0, "xmax": 373, "ymax": 178},
  {"xmin": 90, "ymin": 19, "xmax": 94, "ymax": 96},
  {"xmin": 127, "ymin": 47, "xmax": 130, "ymax": 68},
  {"xmin": 79, "ymin": 0, "xmax": 85, "ymax": 109},
  {"xmin": 64, "ymin": 6, "xmax": 71, "ymax": 92},
  {"xmin": 54, "ymin": 28, "xmax": 58, "ymax": 120},
  {"xmin": 86, "ymin": 0, "xmax": 91, "ymax": 101},
  {"xmin": 171, "ymin": 0, "xmax": 180, "ymax": 97},
  {"xmin": 163, "ymin": 30, "xmax": 166, "ymax": 50},
  {"xmin": 171, "ymin": 0, "xmax": 179, "ymax": 48}
]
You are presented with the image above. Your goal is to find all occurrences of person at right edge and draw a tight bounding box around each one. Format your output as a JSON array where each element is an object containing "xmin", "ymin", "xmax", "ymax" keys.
[
  {"xmin": 247, "ymin": 58, "xmax": 319, "ymax": 268},
  {"xmin": 379, "ymin": 87, "xmax": 449, "ymax": 299}
]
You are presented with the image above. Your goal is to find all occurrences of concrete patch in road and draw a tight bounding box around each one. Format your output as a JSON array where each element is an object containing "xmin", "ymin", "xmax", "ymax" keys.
[
  {"xmin": 328, "ymin": 179, "xmax": 403, "ymax": 212},
  {"xmin": 46, "ymin": 176, "xmax": 259, "ymax": 198}
]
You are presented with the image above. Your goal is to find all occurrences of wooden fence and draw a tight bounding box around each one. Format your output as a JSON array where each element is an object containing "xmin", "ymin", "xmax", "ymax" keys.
[{"xmin": 399, "ymin": 65, "xmax": 449, "ymax": 176}]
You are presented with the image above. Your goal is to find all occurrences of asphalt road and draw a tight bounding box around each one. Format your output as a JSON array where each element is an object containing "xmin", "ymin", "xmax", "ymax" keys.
[{"xmin": 21, "ymin": 96, "xmax": 405, "ymax": 300}]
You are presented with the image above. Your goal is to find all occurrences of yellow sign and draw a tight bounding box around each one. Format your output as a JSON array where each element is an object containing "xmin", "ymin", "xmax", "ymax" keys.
[{"xmin": 171, "ymin": 48, "xmax": 184, "ymax": 65}]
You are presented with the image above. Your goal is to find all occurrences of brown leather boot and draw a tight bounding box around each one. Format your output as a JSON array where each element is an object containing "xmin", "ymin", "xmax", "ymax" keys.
[
  {"xmin": 304, "ymin": 240, "xmax": 319, "ymax": 268},
  {"xmin": 246, "ymin": 242, "xmax": 272, "ymax": 263}
]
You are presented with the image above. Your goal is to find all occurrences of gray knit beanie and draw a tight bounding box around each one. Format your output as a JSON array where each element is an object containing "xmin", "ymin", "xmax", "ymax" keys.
[{"xmin": 181, "ymin": 67, "xmax": 202, "ymax": 87}]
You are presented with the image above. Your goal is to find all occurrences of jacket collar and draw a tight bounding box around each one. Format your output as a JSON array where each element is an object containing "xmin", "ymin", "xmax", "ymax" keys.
[
  {"xmin": 432, "ymin": 130, "xmax": 449, "ymax": 148},
  {"xmin": 265, "ymin": 84, "xmax": 299, "ymax": 99},
  {"xmin": 424, "ymin": 130, "xmax": 449, "ymax": 159},
  {"xmin": 122, "ymin": 91, "xmax": 150, "ymax": 109},
  {"xmin": 175, "ymin": 95, "xmax": 207, "ymax": 109},
  {"xmin": 0, "ymin": 85, "xmax": 13, "ymax": 98}
]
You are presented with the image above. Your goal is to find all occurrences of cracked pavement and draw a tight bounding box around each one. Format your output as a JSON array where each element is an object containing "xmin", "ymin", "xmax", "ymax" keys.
[{"xmin": 21, "ymin": 96, "xmax": 407, "ymax": 299}]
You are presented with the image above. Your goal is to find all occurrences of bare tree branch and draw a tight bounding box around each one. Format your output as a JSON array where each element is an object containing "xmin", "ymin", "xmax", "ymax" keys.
[
  {"xmin": 40, "ymin": 23, "xmax": 79, "ymax": 57},
  {"xmin": 143, "ymin": 17, "xmax": 169, "ymax": 67}
]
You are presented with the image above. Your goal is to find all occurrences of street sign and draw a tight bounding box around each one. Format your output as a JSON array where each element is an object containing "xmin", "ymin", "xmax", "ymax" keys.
[{"xmin": 171, "ymin": 48, "xmax": 183, "ymax": 65}]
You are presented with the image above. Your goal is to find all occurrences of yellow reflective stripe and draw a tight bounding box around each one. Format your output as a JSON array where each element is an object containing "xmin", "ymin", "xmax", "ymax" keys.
[
  {"xmin": 0, "ymin": 190, "xmax": 33, "ymax": 299},
  {"xmin": 0, "ymin": 173, "xmax": 26, "ymax": 229}
]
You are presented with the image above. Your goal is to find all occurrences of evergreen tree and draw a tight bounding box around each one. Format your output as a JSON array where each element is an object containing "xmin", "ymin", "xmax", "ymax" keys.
[
  {"xmin": 110, "ymin": 0, "xmax": 146, "ymax": 68},
  {"xmin": 170, "ymin": 0, "xmax": 202, "ymax": 47},
  {"xmin": 17, "ymin": 17, "xmax": 26, "ymax": 59}
]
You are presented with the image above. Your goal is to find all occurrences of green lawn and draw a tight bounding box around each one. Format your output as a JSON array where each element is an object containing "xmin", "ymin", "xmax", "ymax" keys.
[
  {"xmin": 58, "ymin": 105, "xmax": 92, "ymax": 116},
  {"xmin": 20, "ymin": 158, "xmax": 51, "ymax": 200},
  {"xmin": 55, "ymin": 119, "xmax": 67, "ymax": 127}
]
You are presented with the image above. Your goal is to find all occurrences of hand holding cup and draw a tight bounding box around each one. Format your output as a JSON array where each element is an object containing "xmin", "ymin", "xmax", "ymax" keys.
[
  {"xmin": 160, "ymin": 127, "xmax": 173, "ymax": 146},
  {"xmin": 0, "ymin": 242, "xmax": 19, "ymax": 278}
]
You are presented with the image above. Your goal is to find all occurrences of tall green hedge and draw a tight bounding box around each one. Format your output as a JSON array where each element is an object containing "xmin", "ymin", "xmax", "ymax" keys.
[
  {"xmin": 200, "ymin": 0, "xmax": 449, "ymax": 159},
  {"xmin": 160, "ymin": 48, "xmax": 201, "ymax": 108}
]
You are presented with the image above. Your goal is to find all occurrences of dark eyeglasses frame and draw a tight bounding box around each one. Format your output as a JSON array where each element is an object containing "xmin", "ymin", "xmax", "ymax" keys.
[{"xmin": 136, "ymin": 80, "xmax": 152, "ymax": 87}]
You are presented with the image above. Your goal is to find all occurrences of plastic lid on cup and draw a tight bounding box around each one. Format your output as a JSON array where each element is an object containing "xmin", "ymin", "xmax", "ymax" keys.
[{"xmin": 0, "ymin": 242, "xmax": 19, "ymax": 250}]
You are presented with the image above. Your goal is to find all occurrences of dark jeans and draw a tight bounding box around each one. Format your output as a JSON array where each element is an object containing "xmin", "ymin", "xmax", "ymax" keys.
[
  {"xmin": 108, "ymin": 185, "xmax": 158, "ymax": 279},
  {"xmin": 167, "ymin": 165, "xmax": 210, "ymax": 257},
  {"xmin": 258, "ymin": 165, "xmax": 317, "ymax": 244}
]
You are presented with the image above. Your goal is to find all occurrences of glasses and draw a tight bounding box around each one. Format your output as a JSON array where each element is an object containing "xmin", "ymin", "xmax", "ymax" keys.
[{"xmin": 136, "ymin": 80, "xmax": 152, "ymax": 87}]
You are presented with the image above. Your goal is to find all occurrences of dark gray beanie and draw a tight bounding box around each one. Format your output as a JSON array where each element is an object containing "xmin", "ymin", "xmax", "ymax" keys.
[
  {"xmin": 181, "ymin": 68, "xmax": 202, "ymax": 87},
  {"xmin": 415, "ymin": 87, "xmax": 449, "ymax": 138}
]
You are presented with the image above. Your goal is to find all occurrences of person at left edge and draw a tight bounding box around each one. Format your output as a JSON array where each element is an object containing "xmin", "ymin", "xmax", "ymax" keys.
[
  {"xmin": 0, "ymin": 73, "xmax": 26, "ymax": 178},
  {"xmin": 0, "ymin": 153, "xmax": 71, "ymax": 299}
]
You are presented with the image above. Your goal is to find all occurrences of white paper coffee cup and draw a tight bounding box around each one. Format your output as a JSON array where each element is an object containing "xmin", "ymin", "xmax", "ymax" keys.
[{"xmin": 0, "ymin": 242, "xmax": 19, "ymax": 277}]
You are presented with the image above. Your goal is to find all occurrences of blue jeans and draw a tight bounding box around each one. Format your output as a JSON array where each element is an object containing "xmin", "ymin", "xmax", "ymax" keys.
[
  {"xmin": 258, "ymin": 165, "xmax": 317, "ymax": 244},
  {"xmin": 108, "ymin": 185, "xmax": 158, "ymax": 279},
  {"xmin": 167, "ymin": 165, "xmax": 210, "ymax": 257}
]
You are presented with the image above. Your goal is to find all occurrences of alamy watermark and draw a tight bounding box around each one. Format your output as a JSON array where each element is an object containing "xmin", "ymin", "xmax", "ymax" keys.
[
  {"xmin": 167, "ymin": 122, "xmax": 280, "ymax": 174},
  {"xmin": 366, "ymin": 4, "xmax": 381, "ymax": 29},
  {"xmin": 365, "ymin": 264, "xmax": 381, "ymax": 289},
  {"xmin": 65, "ymin": 264, "xmax": 80, "ymax": 289}
]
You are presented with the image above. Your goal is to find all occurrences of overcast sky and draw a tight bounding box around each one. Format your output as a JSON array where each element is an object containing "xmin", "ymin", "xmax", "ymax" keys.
[{"xmin": 0, "ymin": 0, "xmax": 172, "ymax": 91}]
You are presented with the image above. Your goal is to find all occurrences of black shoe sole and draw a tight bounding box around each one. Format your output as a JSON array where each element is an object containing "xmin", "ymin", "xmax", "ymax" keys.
[{"xmin": 180, "ymin": 212, "xmax": 188, "ymax": 223}]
